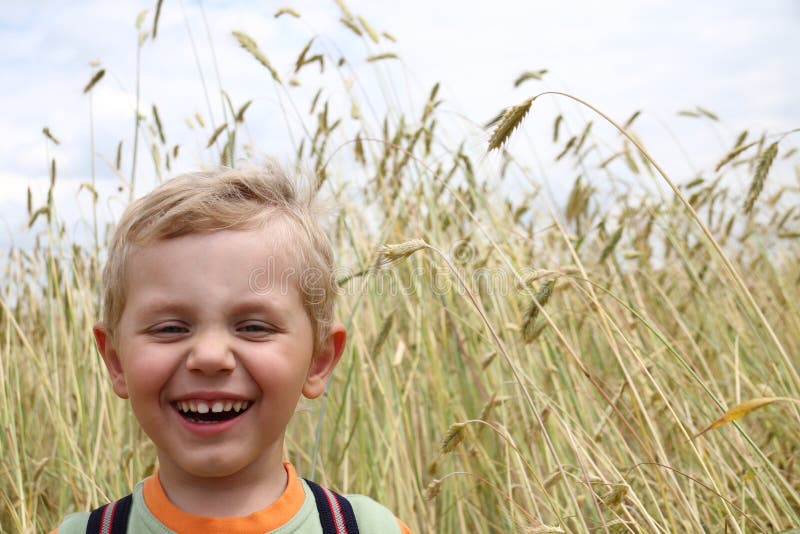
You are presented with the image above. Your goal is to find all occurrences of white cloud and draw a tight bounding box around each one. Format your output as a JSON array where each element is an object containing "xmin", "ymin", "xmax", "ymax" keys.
[{"xmin": 0, "ymin": 0, "xmax": 798, "ymax": 251}]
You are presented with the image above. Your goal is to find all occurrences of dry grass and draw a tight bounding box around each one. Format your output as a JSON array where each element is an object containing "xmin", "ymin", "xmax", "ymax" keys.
[{"xmin": 1, "ymin": 4, "xmax": 799, "ymax": 533}]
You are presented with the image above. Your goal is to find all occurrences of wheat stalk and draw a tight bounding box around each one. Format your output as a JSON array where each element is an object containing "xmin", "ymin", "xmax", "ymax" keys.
[
  {"xmin": 743, "ymin": 141, "xmax": 779, "ymax": 214},
  {"xmin": 488, "ymin": 97, "xmax": 535, "ymax": 151},
  {"xmin": 376, "ymin": 239, "xmax": 426, "ymax": 265},
  {"xmin": 152, "ymin": 0, "xmax": 164, "ymax": 38},
  {"xmin": 206, "ymin": 122, "xmax": 227, "ymax": 148},
  {"xmin": 522, "ymin": 279, "xmax": 555, "ymax": 342},
  {"xmin": 340, "ymin": 17, "xmax": 363, "ymax": 37},
  {"xmin": 715, "ymin": 141, "xmax": 756, "ymax": 172},
  {"xmin": 232, "ymin": 31, "xmax": 281, "ymax": 83},
  {"xmin": 440, "ymin": 422, "xmax": 467, "ymax": 453},
  {"xmin": 366, "ymin": 52, "xmax": 399, "ymax": 62},
  {"xmin": 274, "ymin": 7, "xmax": 301, "ymax": 18},
  {"xmin": 513, "ymin": 69, "xmax": 548, "ymax": 87},
  {"xmin": 82, "ymin": 69, "xmax": 105, "ymax": 93},
  {"xmin": 42, "ymin": 127, "xmax": 60, "ymax": 145}
]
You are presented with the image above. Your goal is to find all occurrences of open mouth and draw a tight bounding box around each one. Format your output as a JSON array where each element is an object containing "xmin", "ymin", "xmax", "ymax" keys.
[{"xmin": 172, "ymin": 400, "xmax": 252, "ymax": 424}]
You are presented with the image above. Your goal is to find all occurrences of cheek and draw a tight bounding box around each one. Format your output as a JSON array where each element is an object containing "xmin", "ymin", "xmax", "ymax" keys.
[
  {"xmin": 249, "ymin": 355, "xmax": 310, "ymax": 399},
  {"xmin": 119, "ymin": 345, "xmax": 175, "ymax": 397}
]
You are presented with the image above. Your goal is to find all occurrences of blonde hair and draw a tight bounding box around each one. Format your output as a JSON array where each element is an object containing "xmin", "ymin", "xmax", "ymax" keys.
[{"xmin": 101, "ymin": 163, "xmax": 335, "ymax": 354}]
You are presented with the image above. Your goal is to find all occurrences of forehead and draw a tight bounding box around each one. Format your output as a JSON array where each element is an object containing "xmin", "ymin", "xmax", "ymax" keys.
[{"xmin": 123, "ymin": 225, "xmax": 304, "ymax": 298}]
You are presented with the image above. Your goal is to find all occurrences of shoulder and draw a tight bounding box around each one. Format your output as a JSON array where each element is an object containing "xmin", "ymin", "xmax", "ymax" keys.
[
  {"xmin": 53, "ymin": 482, "xmax": 146, "ymax": 534},
  {"xmin": 301, "ymin": 477, "xmax": 408, "ymax": 533},
  {"xmin": 52, "ymin": 511, "xmax": 90, "ymax": 534},
  {"xmin": 345, "ymin": 494, "xmax": 409, "ymax": 534}
]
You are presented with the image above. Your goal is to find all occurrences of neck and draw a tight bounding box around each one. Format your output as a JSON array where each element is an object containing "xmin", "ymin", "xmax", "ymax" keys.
[{"xmin": 155, "ymin": 449, "xmax": 288, "ymax": 517}]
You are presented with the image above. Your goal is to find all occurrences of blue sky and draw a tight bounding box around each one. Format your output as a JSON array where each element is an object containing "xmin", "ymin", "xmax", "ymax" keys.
[{"xmin": 1, "ymin": 1, "xmax": 798, "ymax": 251}]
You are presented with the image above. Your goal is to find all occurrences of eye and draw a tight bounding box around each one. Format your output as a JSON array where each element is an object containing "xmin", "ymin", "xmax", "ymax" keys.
[
  {"xmin": 150, "ymin": 323, "xmax": 188, "ymax": 336},
  {"xmin": 159, "ymin": 325, "xmax": 186, "ymax": 333},
  {"xmin": 237, "ymin": 322, "xmax": 276, "ymax": 335}
]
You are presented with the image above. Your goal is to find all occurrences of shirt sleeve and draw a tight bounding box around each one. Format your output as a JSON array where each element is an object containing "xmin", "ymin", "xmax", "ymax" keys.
[{"xmin": 51, "ymin": 511, "xmax": 91, "ymax": 534}]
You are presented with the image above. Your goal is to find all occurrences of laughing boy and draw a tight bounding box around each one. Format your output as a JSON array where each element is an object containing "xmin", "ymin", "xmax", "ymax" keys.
[{"xmin": 55, "ymin": 164, "xmax": 411, "ymax": 533}]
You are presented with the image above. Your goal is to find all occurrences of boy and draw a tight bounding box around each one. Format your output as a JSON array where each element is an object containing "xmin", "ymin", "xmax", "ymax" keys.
[{"xmin": 55, "ymin": 164, "xmax": 411, "ymax": 533}]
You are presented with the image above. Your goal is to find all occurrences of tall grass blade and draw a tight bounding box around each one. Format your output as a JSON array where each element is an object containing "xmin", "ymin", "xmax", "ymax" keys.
[{"xmin": 694, "ymin": 397, "xmax": 800, "ymax": 438}]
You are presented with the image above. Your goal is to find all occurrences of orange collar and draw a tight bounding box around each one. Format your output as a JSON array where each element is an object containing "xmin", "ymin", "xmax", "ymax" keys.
[{"xmin": 142, "ymin": 463, "xmax": 305, "ymax": 533}]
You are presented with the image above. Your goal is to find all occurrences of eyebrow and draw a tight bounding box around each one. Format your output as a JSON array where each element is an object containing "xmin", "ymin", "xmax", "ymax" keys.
[
  {"xmin": 133, "ymin": 297, "xmax": 286, "ymax": 319},
  {"xmin": 132, "ymin": 300, "xmax": 192, "ymax": 319},
  {"xmin": 228, "ymin": 298, "xmax": 287, "ymax": 318}
]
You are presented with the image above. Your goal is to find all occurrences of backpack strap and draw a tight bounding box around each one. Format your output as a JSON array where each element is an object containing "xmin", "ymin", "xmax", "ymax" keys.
[
  {"xmin": 303, "ymin": 479, "xmax": 360, "ymax": 534},
  {"xmin": 85, "ymin": 494, "xmax": 133, "ymax": 534}
]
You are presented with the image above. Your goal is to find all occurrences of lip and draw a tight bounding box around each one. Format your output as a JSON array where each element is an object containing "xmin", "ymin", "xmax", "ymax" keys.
[{"xmin": 170, "ymin": 391, "xmax": 253, "ymax": 402}]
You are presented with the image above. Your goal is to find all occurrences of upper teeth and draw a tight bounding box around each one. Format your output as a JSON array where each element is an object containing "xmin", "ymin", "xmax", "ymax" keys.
[{"xmin": 176, "ymin": 400, "xmax": 250, "ymax": 413}]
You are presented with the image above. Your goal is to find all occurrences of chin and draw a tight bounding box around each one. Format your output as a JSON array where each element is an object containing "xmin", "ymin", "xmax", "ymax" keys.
[{"xmin": 174, "ymin": 451, "xmax": 255, "ymax": 480}]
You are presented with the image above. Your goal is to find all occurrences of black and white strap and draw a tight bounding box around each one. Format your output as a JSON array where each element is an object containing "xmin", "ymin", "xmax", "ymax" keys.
[
  {"xmin": 304, "ymin": 478, "xmax": 360, "ymax": 534},
  {"xmin": 85, "ymin": 493, "xmax": 133, "ymax": 534},
  {"xmin": 84, "ymin": 481, "xmax": 359, "ymax": 534}
]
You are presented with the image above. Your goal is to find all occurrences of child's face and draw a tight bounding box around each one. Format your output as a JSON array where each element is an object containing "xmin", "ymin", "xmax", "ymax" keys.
[{"xmin": 94, "ymin": 227, "xmax": 344, "ymax": 483}]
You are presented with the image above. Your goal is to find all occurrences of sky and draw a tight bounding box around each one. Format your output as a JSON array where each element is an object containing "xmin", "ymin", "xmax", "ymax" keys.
[{"xmin": 1, "ymin": 0, "xmax": 798, "ymax": 252}]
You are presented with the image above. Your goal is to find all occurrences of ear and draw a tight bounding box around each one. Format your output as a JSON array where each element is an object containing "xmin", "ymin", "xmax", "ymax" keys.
[
  {"xmin": 302, "ymin": 322, "xmax": 347, "ymax": 399},
  {"xmin": 93, "ymin": 322, "xmax": 129, "ymax": 399}
]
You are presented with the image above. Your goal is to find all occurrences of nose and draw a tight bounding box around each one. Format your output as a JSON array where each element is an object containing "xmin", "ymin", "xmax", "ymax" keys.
[{"xmin": 185, "ymin": 328, "xmax": 236, "ymax": 375}]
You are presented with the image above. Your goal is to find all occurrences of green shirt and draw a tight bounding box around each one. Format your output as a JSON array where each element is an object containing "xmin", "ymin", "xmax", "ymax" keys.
[{"xmin": 56, "ymin": 468, "xmax": 405, "ymax": 534}]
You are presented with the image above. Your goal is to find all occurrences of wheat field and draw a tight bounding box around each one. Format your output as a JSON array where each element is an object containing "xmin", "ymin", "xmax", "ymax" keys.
[{"xmin": 1, "ymin": 3, "xmax": 799, "ymax": 533}]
